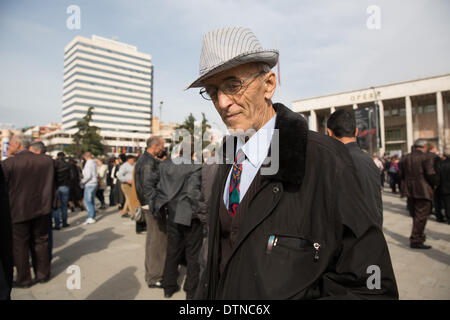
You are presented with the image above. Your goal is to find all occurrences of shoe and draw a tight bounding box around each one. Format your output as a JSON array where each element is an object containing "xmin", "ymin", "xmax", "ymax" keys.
[
  {"xmin": 84, "ymin": 218, "xmax": 96, "ymax": 225},
  {"xmin": 410, "ymin": 243, "xmax": 432, "ymax": 249},
  {"xmin": 13, "ymin": 281, "xmax": 34, "ymax": 288},
  {"xmin": 53, "ymin": 226, "xmax": 61, "ymax": 230},
  {"xmin": 164, "ymin": 286, "xmax": 180, "ymax": 298},
  {"xmin": 62, "ymin": 223, "xmax": 70, "ymax": 228},
  {"xmin": 148, "ymin": 281, "xmax": 163, "ymax": 289},
  {"xmin": 121, "ymin": 213, "xmax": 130, "ymax": 218}
]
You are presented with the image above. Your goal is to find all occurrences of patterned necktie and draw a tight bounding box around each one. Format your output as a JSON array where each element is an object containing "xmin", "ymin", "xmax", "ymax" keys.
[{"xmin": 228, "ymin": 149, "xmax": 245, "ymax": 217}]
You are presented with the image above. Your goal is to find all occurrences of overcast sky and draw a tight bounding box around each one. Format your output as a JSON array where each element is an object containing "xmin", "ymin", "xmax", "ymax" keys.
[{"xmin": 0, "ymin": 0, "xmax": 449, "ymax": 130}]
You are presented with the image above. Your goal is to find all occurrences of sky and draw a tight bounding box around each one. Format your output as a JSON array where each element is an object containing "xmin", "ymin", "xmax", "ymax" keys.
[{"xmin": 0, "ymin": 0, "xmax": 449, "ymax": 131}]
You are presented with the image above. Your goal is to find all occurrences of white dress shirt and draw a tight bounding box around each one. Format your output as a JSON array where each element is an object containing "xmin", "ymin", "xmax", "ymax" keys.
[{"xmin": 223, "ymin": 114, "xmax": 277, "ymax": 207}]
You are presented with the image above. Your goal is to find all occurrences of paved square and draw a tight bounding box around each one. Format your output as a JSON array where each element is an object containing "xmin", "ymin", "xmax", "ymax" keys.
[{"xmin": 11, "ymin": 188, "xmax": 450, "ymax": 300}]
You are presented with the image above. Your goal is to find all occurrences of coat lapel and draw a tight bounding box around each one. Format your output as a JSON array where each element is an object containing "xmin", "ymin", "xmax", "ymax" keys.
[{"xmin": 218, "ymin": 103, "xmax": 309, "ymax": 279}]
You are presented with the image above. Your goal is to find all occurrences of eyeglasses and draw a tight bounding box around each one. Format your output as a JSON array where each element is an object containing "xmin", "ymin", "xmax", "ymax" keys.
[{"xmin": 199, "ymin": 70, "xmax": 265, "ymax": 101}]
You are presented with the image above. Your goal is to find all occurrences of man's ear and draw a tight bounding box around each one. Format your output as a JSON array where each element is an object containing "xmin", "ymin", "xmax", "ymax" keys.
[
  {"xmin": 327, "ymin": 128, "xmax": 333, "ymax": 137},
  {"xmin": 263, "ymin": 71, "xmax": 277, "ymax": 101}
]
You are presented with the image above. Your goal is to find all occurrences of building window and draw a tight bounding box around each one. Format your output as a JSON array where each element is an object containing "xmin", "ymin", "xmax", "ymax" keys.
[
  {"xmin": 391, "ymin": 108, "xmax": 398, "ymax": 116},
  {"xmin": 386, "ymin": 129, "xmax": 402, "ymax": 141},
  {"xmin": 424, "ymin": 105, "xmax": 436, "ymax": 113},
  {"xmin": 384, "ymin": 109, "xmax": 390, "ymax": 117}
]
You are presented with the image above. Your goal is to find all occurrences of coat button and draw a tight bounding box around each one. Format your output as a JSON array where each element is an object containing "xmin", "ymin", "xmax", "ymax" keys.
[{"xmin": 273, "ymin": 186, "xmax": 280, "ymax": 194}]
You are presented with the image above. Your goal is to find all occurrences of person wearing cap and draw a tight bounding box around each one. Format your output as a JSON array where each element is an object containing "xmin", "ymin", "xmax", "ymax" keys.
[
  {"xmin": 188, "ymin": 27, "xmax": 398, "ymax": 299},
  {"xmin": 399, "ymin": 139, "xmax": 437, "ymax": 249}
]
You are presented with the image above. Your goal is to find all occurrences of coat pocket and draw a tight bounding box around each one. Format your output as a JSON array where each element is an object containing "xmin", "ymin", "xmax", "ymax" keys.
[{"xmin": 266, "ymin": 234, "xmax": 321, "ymax": 262}]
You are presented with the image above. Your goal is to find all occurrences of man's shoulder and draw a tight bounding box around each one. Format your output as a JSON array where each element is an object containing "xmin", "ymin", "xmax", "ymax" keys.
[{"xmin": 306, "ymin": 131, "xmax": 353, "ymax": 165}]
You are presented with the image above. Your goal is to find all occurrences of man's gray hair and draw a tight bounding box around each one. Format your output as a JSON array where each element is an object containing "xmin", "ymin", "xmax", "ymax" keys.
[
  {"xmin": 29, "ymin": 141, "xmax": 47, "ymax": 154},
  {"xmin": 256, "ymin": 62, "xmax": 271, "ymax": 73},
  {"xmin": 12, "ymin": 133, "xmax": 31, "ymax": 149},
  {"xmin": 147, "ymin": 135, "xmax": 163, "ymax": 148},
  {"xmin": 414, "ymin": 139, "xmax": 427, "ymax": 148}
]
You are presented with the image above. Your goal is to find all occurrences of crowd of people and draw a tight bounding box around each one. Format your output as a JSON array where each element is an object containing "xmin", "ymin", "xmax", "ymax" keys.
[
  {"xmin": 371, "ymin": 142, "xmax": 450, "ymax": 227},
  {"xmin": 0, "ymin": 129, "xmax": 212, "ymax": 300}
]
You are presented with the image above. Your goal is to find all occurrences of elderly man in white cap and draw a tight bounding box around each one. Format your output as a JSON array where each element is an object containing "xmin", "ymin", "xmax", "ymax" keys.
[{"xmin": 188, "ymin": 27, "xmax": 398, "ymax": 300}]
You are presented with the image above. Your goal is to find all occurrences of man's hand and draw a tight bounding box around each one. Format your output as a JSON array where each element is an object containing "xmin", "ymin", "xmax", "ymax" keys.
[{"xmin": 127, "ymin": 180, "xmax": 132, "ymax": 185}]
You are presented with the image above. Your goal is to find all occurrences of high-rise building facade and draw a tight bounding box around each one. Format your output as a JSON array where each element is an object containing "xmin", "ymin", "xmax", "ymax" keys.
[{"xmin": 62, "ymin": 35, "xmax": 153, "ymax": 154}]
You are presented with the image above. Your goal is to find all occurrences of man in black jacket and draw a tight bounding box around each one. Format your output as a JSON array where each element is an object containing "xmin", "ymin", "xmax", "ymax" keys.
[
  {"xmin": 134, "ymin": 136, "xmax": 167, "ymax": 289},
  {"xmin": 439, "ymin": 149, "xmax": 450, "ymax": 224},
  {"xmin": 186, "ymin": 27, "xmax": 398, "ymax": 299},
  {"xmin": 148, "ymin": 144, "xmax": 202, "ymax": 299},
  {"xmin": 327, "ymin": 110, "xmax": 383, "ymax": 227},
  {"xmin": 52, "ymin": 152, "xmax": 72, "ymax": 230}
]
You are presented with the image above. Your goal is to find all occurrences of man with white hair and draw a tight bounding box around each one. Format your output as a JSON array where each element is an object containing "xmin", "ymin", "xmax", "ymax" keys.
[
  {"xmin": 188, "ymin": 27, "xmax": 398, "ymax": 299},
  {"xmin": 2, "ymin": 134, "xmax": 54, "ymax": 287}
]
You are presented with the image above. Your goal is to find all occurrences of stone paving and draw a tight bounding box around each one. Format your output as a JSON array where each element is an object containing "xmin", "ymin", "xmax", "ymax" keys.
[{"xmin": 11, "ymin": 187, "xmax": 450, "ymax": 300}]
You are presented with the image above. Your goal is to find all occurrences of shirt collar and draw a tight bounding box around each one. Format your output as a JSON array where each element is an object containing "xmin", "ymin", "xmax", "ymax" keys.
[{"xmin": 236, "ymin": 114, "xmax": 277, "ymax": 168}]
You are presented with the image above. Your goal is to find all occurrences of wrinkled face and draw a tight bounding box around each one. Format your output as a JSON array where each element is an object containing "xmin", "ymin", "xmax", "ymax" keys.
[{"xmin": 203, "ymin": 63, "xmax": 275, "ymax": 132}]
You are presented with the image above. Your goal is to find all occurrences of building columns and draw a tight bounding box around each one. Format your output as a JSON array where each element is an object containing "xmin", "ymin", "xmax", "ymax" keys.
[
  {"xmin": 436, "ymin": 91, "xmax": 444, "ymax": 154},
  {"xmin": 310, "ymin": 109, "xmax": 318, "ymax": 131},
  {"xmin": 405, "ymin": 96, "xmax": 413, "ymax": 152},
  {"xmin": 378, "ymin": 100, "xmax": 386, "ymax": 156}
]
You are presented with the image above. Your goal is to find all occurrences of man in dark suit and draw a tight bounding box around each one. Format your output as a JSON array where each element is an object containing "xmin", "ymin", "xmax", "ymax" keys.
[
  {"xmin": 148, "ymin": 143, "xmax": 202, "ymax": 299},
  {"xmin": 327, "ymin": 110, "xmax": 383, "ymax": 227},
  {"xmin": 399, "ymin": 139, "xmax": 437, "ymax": 249},
  {"xmin": 2, "ymin": 134, "xmax": 54, "ymax": 287}
]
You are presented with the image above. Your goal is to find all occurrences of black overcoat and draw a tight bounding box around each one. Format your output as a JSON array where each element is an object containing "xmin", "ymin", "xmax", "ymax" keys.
[{"xmin": 197, "ymin": 103, "xmax": 398, "ymax": 299}]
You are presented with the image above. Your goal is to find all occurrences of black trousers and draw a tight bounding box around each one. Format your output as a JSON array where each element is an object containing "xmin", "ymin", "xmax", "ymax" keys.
[
  {"xmin": 13, "ymin": 214, "xmax": 51, "ymax": 285},
  {"xmin": 96, "ymin": 189, "xmax": 105, "ymax": 206},
  {"xmin": 163, "ymin": 218, "xmax": 202, "ymax": 298},
  {"xmin": 442, "ymin": 194, "xmax": 450, "ymax": 221},
  {"xmin": 433, "ymin": 189, "xmax": 445, "ymax": 220},
  {"xmin": 407, "ymin": 198, "xmax": 431, "ymax": 245},
  {"xmin": 109, "ymin": 185, "xmax": 115, "ymax": 206}
]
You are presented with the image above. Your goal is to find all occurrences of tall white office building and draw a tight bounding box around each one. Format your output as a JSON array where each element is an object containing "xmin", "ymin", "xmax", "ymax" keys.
[{"xmin": 62, "ymin": 35, "xmax": 153, "ymax": 154}]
